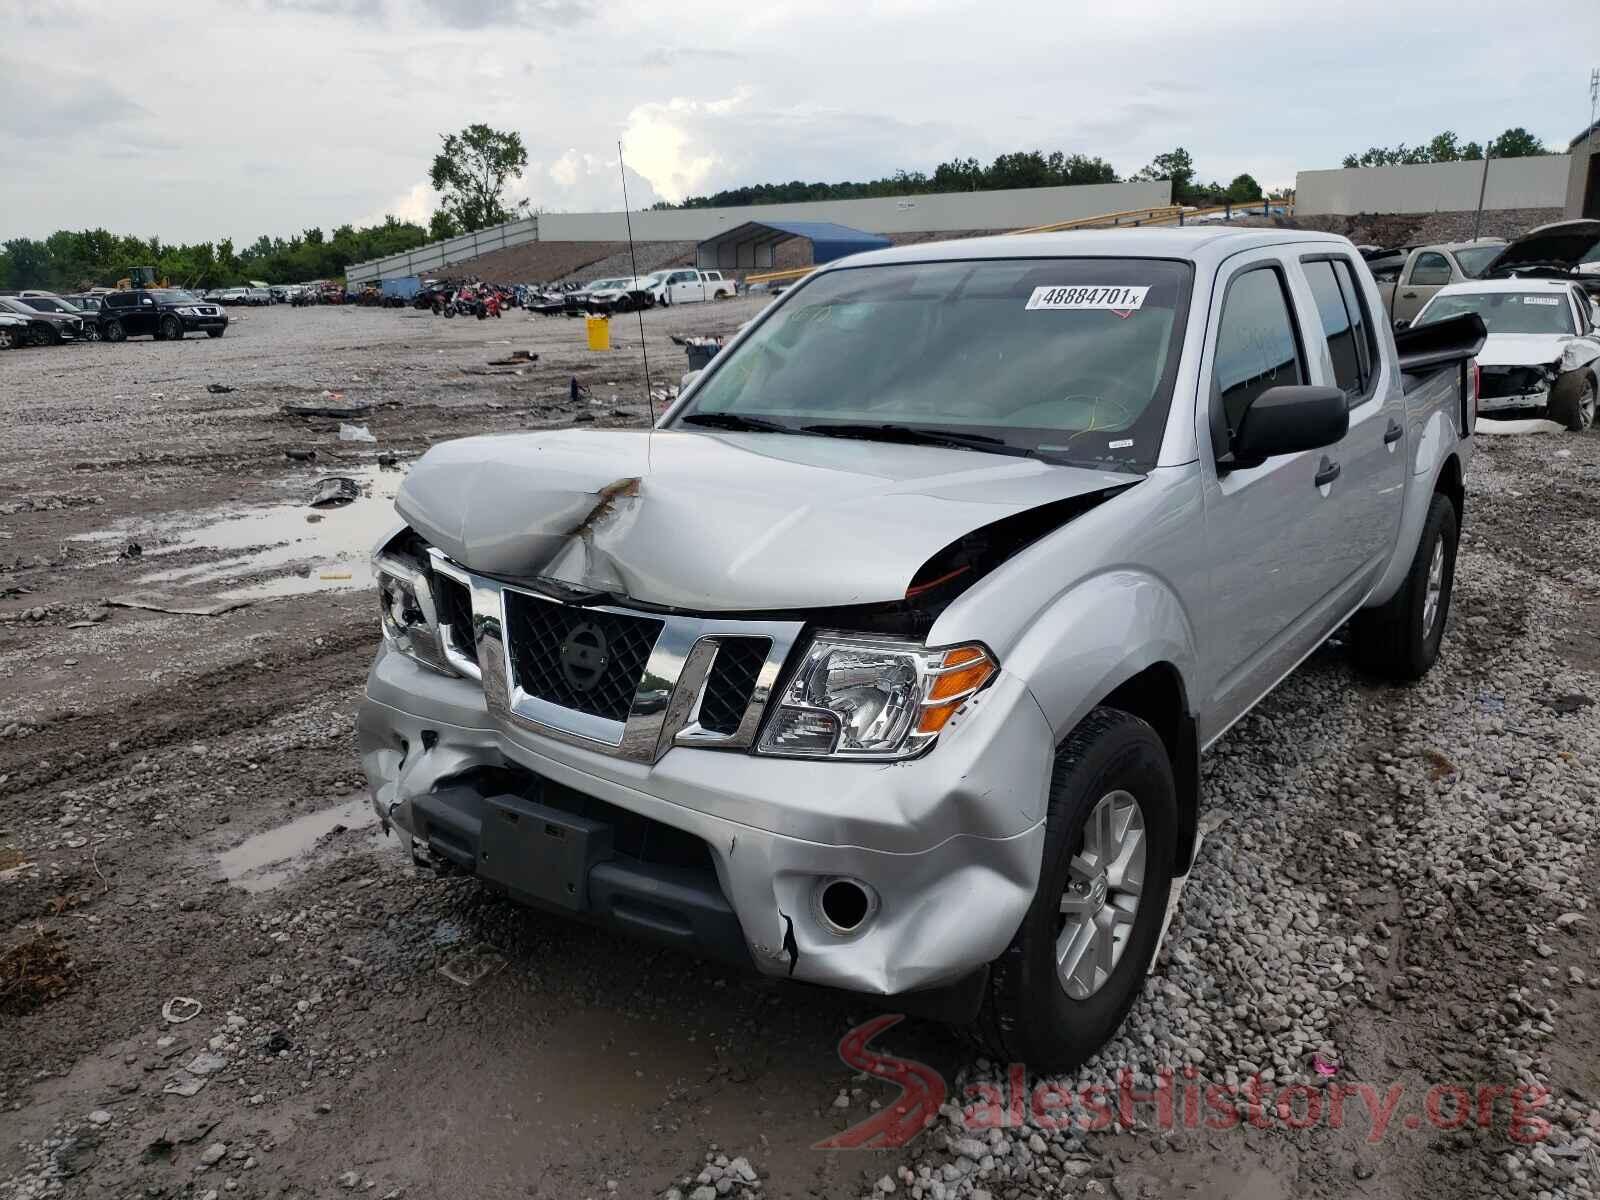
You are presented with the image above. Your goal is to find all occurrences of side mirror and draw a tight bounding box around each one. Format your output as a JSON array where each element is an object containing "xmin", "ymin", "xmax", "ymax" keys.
[
  {"xmin": 1393, "ymin": 318, "xmax": 1410, "ymax": 331},
  {"xmin": 1227, "ymin": 385, "xmax": 1349, "ymax": 467}
]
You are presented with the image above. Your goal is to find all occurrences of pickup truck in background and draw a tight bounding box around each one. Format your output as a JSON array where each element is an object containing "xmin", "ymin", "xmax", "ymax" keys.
[
  {"xmin": 1370, "ymin": 239, "xmax": 1505, "ymax": 322},
  {"xmin": 650, "ymin": 268, "xmax": 736, "ymax": 305},
  {"xmin": 358, "ymin": 228, "xmax": 1483, "ymax": 1071}
]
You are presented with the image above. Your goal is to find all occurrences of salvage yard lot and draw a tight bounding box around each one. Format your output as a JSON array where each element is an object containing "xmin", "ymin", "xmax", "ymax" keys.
[{"xmin": 1, "ymin": 302, "xmax": 1599, "ymax": 1200}]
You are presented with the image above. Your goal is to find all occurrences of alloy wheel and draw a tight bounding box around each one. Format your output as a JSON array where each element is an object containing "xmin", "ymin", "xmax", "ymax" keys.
[
  {"xmin": 1422, "ymin": 536, "xmax": 1445, "ymax": 639},
  {"xmin": 1056, "ymin": 789, "xmax": 1147, "ymax": 1000}
]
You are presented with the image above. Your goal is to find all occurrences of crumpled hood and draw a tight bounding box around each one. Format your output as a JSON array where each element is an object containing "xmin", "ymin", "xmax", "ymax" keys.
[
  {"xmin": 396, "ymin": 428, "xmax": 1136, "ymax": 611},
  {"xmin": 1476, "ymin": 333, "xmax": 1572, "ymax": 368},
  {"xmin": 1477, "ymin": 333, "xmax": 1599, "ymax": 374}
]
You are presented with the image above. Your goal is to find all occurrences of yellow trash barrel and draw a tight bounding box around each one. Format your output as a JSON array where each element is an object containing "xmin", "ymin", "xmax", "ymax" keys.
[{"xmin": 586, "ymin": 315, "xmax": 610, "ymax": 351}]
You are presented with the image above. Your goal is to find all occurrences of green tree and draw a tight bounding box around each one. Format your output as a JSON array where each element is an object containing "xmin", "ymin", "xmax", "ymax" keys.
[
  {"xmin": 1224, "ymin": 173, "xmax": 1262, "ymax": 203},
  {"xmin": 428, "ymin": 209, "xmax": 461, "ymax": 241},
  {"xmin": 1343, "ymin": 128, "xmax": 1543, "ymax": 168},
  {"xmin": 1488, "ymin": 127, "xmax": 1545, "ymax": 158},
  {"xmin": 1, "ymin": 239, "xmax": 51, "ymax": 288},
  {"xmin": 1136, "ymin": 148, "xmax": 1197, "ymax": 202},
  {"xmin": 429, "ymin": 124, "xmax": 529, "ymax": 233}
]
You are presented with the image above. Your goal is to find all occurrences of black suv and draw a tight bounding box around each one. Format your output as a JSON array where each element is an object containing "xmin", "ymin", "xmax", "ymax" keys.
[{"xmin": 98, "ymin": 289, "xmax": 228, "ymax": 341}]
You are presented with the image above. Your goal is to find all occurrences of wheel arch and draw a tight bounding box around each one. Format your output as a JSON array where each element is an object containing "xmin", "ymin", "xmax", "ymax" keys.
[
  {"xmin": 1433, "ymin": 451, "xmax": 1464, "ymax": 523},
  {"xmin": 1098, "ymin": 662, "xmax": 1200, "ymax": 875}
]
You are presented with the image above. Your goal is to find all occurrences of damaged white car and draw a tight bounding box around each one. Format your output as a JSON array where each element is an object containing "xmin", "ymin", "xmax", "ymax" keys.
[
  {"xmin": 1411, "ymin": 279, "xmax": 1599, "ymax": 430},
  {"xmin": 1406, "ymin": 219, "xmax": 1600, "ymax": 431}
]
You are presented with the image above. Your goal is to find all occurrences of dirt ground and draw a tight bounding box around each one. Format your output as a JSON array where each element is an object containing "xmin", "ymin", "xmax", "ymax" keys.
[{"xmin": 1, "ymin": 299, "xmax": 1597, "ymax": 1200}]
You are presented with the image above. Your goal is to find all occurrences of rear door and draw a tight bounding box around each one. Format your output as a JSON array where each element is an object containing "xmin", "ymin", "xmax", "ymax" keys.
[
  {"xmin": 1195, "ymin": 250, "xmax": 1352, "ymax": 739},
  {"xmin": 1393, "ymin": 251, "xmax": 1450, "ymax": 323},
  {"xmin": 1296, "ymin": 253, "xmax": 1405, "ymax": 604}
]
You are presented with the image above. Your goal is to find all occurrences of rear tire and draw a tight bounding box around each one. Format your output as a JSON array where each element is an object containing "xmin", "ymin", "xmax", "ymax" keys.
[
  {"xmin": 1548, "ymin": 371, "xmax": 1596, "ymax": 432},
  {"xmin": 103, "ymin": 319, "xmax": 126, "ymax": 343},
  {"xmin": 0, "ymin": 327, "xmax": 16, "ymax": 350},
  {"xmin": 975, "ymin": 707, "xmax": 1176, "ymax": 1072},
  {"xmin": 1350, "ymin": 491, "xmax": 1458, "ymax": 681}
]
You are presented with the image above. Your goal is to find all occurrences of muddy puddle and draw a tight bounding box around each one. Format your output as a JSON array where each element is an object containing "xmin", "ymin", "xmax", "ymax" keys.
[
  {"xmin": 76, "ymin": 466, "xmax": 404, "ymax": 602},
  {"xmin": 216, "ymin": 796, "xmax": 388, "ymax": 893}
]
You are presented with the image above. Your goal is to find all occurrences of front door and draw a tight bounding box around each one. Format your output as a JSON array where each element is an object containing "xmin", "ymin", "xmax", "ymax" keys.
[
  {"xmin": 671, "ymin": 271, "xmax": 703, "ymax": 304},
  {"xmin": 1195, "ymin": 252, "xmax": 1352, "ymax": 742},
  {"xmin": 1392, "ymin": 251, "xmax": 1450, "ymax": 323}
]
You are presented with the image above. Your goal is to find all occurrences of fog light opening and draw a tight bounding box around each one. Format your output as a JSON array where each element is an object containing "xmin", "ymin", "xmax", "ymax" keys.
[{"xmin": 815, "ymin": 877, "xmax": 876, "ymax": 936}]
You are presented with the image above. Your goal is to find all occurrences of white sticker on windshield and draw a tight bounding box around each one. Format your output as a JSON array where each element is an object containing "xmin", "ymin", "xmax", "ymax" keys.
[
  {"xmin": 1027, "ymin": 285, "xmax": 1149, "ymax": 316},
  {"xmin": 1522, "ymin": 296, "xmax": 1560, "ymax": 306}
]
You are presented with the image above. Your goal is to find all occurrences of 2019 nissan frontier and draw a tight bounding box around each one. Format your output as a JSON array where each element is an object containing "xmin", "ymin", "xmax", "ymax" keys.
[{"xmin": 358, "ymin": 228, "xmax": 1483, "ymax": 1070}]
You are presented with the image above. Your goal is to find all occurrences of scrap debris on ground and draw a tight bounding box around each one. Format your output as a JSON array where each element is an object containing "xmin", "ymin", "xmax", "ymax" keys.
[{"xmin": 0, "ymin": 301, "xmax": 1597, "ymax": 1200}]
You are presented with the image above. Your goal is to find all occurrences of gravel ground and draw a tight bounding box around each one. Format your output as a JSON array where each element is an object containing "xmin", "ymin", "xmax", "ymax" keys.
[{"xmin": 0, "ymin": 302, "xmax": 1597, "ymax": 1200}]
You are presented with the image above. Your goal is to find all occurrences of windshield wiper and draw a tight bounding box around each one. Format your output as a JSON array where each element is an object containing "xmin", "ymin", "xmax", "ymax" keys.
[
  {"xmin": 678, "ymin": 412, "xmax": 798, "ymax": 434},
  {"xmin": 799, "ymin": 422, "xmax": 1021, "ymax": 454}
]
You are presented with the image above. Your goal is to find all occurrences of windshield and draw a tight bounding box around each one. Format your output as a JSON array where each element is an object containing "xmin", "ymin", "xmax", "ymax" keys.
[
  {"xmin": 1454, "ymin": 245, "xmax": 1505, "ymax": 278},
  {"xmin": 589, "ymin": 279, "xmax": 623, "ymax": 291},
  {"xmin": 0, "ymin": 297, "xmax": 39, "ymax": 314},
  {"xmin": 674, "ymin": 257, "xmax": 1193, "ymax": 470},
  {"xmin": 154, "ymin": 290, "xmax": 199, "ymax": 303},
  {"xmin": 1417, "ymin": 291, "xmax": 1574, "ymax": 335}
]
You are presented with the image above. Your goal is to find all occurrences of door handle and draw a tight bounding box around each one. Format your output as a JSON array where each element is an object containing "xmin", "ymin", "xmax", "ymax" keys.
[
  {"xmin": 1383, "ymin": 419, "xmax": 1404, "ymax": 445},
  {"xmin": 1314, "ymin": 457, "xmax": 1341, "ymax": 488},
  {"xmin": 1401, "ymin": 291, "xmax": 1417, "ymax": 298}
]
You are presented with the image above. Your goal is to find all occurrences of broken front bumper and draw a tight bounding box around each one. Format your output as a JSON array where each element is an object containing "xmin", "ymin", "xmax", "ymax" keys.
[
  {"xmin": 358, "ymin": 642, "xmax": 1052, "ymax": 998},
  {"xmin": 1477, "ymin": 390, "xmax": 1550, "ymax": 414}
]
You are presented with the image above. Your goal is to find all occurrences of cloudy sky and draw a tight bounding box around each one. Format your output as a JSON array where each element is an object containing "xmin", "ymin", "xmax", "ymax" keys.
[{"xmin": 4, "ymin": 0, "xmax": 1596, "ymax": 244}]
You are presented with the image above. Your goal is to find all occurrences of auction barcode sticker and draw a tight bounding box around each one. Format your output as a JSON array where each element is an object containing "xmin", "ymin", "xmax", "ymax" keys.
[
  {"xmin": 1026, "ymin": 285, "xmax": 1149, "ymax": 313},
  {"xmin": 1522, "ymin": 296, "xmax": 1560, "ymax": 306}
]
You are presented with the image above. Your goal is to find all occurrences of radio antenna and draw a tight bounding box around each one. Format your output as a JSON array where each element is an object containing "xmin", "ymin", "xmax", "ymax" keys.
[{"xmin": 617, "ymin": 141, "xmax": 655, "ymax": 428}]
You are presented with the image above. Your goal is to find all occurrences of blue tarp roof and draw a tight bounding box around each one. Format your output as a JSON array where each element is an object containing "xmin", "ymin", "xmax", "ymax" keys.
[{"xmin": 696, "ymin": 220, "xmax": 892, "ymax": 270}]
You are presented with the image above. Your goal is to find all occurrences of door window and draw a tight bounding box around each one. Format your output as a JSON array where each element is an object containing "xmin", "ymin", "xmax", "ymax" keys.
[
  {"xmin": 1303, "ymin": 258, "xmax": 1376, "ymax": 403},
  {"xmin": 1213, "ymin": 267, "xmax": 1305, "ymax": 437},
  {"xmin": 1408, "ymin": 252, "xmax": 1451, "ymax": 286}
]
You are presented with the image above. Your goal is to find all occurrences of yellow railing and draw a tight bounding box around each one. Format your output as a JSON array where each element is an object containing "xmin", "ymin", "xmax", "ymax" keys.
[{"xmin": 1009, "ymin": 205, "xmax": 1185, "ymax": 234}]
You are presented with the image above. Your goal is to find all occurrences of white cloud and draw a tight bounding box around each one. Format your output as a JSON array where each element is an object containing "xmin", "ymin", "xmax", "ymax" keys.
[
  {"xmin": 620, "ymin": 94, "xmax": 744, "ymax": 203},
  {"xmin": 364, "ymin": 180, "xmax": 436, "ymax": 227}
]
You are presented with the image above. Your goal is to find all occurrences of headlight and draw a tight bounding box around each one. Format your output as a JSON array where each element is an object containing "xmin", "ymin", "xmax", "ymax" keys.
[
  {"xmin": 374, "ymin": 556, "xmax": 454, "ymax": 675},
  {"xmin": 757, "ymin": 634, "xmax": 997, "ymax": 759}
]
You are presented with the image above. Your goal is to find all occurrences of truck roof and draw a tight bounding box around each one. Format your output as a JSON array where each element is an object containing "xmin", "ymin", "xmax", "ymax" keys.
[{"xmin": 830, "ymin": 227, "xmax": 1355, "ymax": 272}]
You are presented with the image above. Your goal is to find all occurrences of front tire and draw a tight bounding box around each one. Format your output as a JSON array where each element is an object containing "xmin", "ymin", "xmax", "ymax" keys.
[
  {"xmin": 206, "ymin": 329, "xmax": 225, "ymax": 339},
  {"xmin": 976, "ymin": 707, "xmax": 1176, "ymax": 1072},
  {"xmin": 0, "ymin": 327, "xmax": 16, "ymax": 350},
  {"xmin": 1350, "ymin": 491, "xmax": 1458, "ymax": 681},
  {"xmin": 160, "ymin": 315, "xmax": 183, "ymax": 341},
  {"xmin": 1548, "ymin": 371, "xmax": 1596, "ymax": 432}
]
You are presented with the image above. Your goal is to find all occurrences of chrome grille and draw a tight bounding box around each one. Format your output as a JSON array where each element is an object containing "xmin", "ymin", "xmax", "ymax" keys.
[
  {"xmin": 502, "ymin": 590, "xmax": 664, "ymax": 724},
  {"xmin": 421, "ymin": 549, "xmax": 802, "ymax": 762},
  {"xmin": 698, "ymin": 638, "xmax": 770, "ymax": 735}
]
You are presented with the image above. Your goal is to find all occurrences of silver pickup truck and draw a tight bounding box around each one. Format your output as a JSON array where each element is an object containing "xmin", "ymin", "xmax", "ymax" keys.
[{"xmin": 358, "ymin": 228, "xmax": 1483, "ymax": 1070}]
